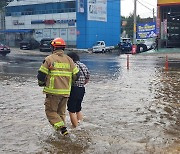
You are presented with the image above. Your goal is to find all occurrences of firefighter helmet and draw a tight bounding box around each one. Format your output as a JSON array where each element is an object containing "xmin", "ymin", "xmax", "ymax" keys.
[{"xmin": 51, "ymin": 37, "xmax": 66, "ymax": 49}]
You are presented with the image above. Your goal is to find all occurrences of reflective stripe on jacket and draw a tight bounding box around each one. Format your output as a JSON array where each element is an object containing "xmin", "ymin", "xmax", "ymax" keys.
[{"xmin": 38, "ymin": 50, "xmax": 79, "ymax": 96}]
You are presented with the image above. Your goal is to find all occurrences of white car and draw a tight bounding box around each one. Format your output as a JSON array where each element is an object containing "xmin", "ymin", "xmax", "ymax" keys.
[{"xmin": 92, "ymin": 41, "xmax": 114, "ymax": 53}]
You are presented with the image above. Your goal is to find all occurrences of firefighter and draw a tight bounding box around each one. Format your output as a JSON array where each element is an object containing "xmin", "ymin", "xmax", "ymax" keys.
[{"xmin": 37, "ymin": 37, "xmax": 80, "ymax": 136}]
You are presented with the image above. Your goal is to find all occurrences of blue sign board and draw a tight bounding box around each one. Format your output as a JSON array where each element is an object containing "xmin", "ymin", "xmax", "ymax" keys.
[{"xmin": 137, "ymin": 22, "xmax": 156, "ymax": 39}]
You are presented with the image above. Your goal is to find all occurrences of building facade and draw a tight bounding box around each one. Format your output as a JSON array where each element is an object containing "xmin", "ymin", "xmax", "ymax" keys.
[
  {"xmin": 157, "ymin": 0, "xmax": 180, "ymax": 47},
  {"xmin": 1, "ymin": 0, "xmax": 120, "ymax": 48}
]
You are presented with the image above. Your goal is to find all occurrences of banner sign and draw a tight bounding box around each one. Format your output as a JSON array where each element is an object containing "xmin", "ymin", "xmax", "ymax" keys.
[
  {"xmin": 77, "ymin": 0, "xmax": 84, "ymax": 13},
  {"xmin": 137, "ymin": 22, "xmax": 156, "ymax": 39},
  {"xmin": 13, "ymin": 20, "xmax": 24, "ymax": 25},
  {"xmin": 163, "ymin": 19, "xmax": 167, "ymax": 34},
  {"xmin": 87, "ymin": 0, "xmax": 107, "ymax": 22}
]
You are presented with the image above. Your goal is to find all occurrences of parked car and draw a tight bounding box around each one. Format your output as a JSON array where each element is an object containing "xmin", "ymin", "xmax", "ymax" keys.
[
  {"xmin": 136, "ymin": 38, "xmax": 155, "ymax": 53},
  {"xmin": 118, "ymin": 41, "xmax": 132, "ymax": 54},
  {"xmin": 20, "ymin": 38, "xmax": 40, "ymax": 50},
  {"xmin": 0, "ymin": 42, "xmax": 11, "ymax": 56},
  {"xmin": 39, "ymin": 38, "xmax": 53, "ymax": 52}
]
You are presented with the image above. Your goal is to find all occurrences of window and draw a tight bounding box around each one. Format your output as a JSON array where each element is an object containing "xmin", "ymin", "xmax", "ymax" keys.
[{"xmin": 5, "ymin": 1, "xmax": 76, "ymax": 16}]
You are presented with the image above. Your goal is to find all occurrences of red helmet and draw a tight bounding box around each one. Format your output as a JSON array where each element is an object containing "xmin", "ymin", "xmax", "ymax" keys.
[{"xmin": 51, "ymin": 37, "xmax": 66, "ymax": 48}]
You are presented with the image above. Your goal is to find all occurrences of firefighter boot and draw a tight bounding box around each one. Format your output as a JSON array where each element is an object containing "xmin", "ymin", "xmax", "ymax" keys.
[{"xmin": 60, "ymin": 127, "xmax": 69, "ymax": 136}]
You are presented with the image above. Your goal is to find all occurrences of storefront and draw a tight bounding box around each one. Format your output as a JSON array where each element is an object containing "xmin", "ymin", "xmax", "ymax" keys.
[
  {"xmin": 157, "ymin": 0, "xmax": 180, "ymax": 47},
  {"xmin": 0, "ymin": 0, "xmax": 120, "ymax": 49}
]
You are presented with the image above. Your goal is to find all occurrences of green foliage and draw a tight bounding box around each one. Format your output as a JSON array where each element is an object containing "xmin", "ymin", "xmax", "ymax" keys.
[
  {"xmin": 0, "ymin": 0, "xmax": 12, "ymax": 10},
  {"xmin": 122, "ymin": 14, "xmax": 153, "ymax": 39},
  {"xmin": 122, "ymin": 14, "xmax": 141, "ymax": 39}
]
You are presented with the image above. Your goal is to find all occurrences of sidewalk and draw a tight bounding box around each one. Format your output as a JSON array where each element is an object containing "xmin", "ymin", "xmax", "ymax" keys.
[
  {"xmin": 142, "ymin": 48, "xmax": 180, "ymax": 59},
  {"xmin": 146, "ymin": 48, "xmax": 180, "ymax": 53},
  {"xmin": 10, "ymin": 47, "xmax": 89, "ymax": 56}
]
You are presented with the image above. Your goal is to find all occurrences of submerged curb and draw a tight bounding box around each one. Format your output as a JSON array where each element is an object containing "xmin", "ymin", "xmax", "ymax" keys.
[{"xmin": 10, "ymin": 47, "xmax": 90, "ymax": 56}]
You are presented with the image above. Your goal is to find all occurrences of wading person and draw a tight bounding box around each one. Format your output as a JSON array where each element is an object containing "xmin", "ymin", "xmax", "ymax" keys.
[
  {"xmin": 67, "ymin": 52, "xmax": 90, "ymax": 128},
  {"xmin": 37, "ymin": 38, "xmax": 80, "ymax": 136}
]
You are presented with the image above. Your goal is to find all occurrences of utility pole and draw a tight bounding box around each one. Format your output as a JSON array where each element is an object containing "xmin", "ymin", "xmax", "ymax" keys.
[
  {"xmin": 133, "ymin": 0, "xmax": 137, "ymax": 45},
  {"xmin": 153, "ymin": 8, "xmax": 155, "ymax": 22}
]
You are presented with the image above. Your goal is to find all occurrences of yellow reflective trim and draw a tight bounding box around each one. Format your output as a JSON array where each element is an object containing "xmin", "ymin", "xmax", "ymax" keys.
[
  {"xmin": 54, "ymin": 62, "xmax": 70, "ymax": 69},
  {"xmin": 69, "ymin": 76, "xmax": 72, "ymax": 89},
  {"xmin": 54, "ymin": 121, "xmax": 65, "ymax": 130},
  {"xmin": 49, "ymin": 77, "xmax": 54, "ymax": 89},
  {"xmin": 73, "ymin": 67, "xmax": 79, "ymax": 74},
  {"xmin": 43, "ymin": 87, "xmax": 71, "ymax": 95},
  {"xmin": 39, "ymin": 65, "xmax": 49, "ymax": 74},
  {"xmin": 55, "ymin": 41, "xmax": 62, "ymax": 44},
  {"xmin": 49, "ymin": 70, "xmax": 72, "ymax": 76}
]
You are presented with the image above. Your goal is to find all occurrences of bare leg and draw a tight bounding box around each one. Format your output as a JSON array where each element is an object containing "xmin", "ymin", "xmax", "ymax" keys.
[
  {"xmin": 76, "ymin": 111, "xmax": 83, "ymax": 122},
  {"xmin": 69, "ymin": 112, "xmax": 78, "ymax": 128}
]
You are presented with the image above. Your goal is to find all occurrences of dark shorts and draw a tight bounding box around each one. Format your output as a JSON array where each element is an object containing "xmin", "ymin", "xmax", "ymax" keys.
[{"xmin": 67, "ymin": 86, "xmax": 85, "ymax": 113}]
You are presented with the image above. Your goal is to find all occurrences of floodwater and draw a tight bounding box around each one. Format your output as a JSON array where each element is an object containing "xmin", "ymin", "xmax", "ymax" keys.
[{"xmin": 0, "ymin": 49, "xmax": 180, "ymax": 154}]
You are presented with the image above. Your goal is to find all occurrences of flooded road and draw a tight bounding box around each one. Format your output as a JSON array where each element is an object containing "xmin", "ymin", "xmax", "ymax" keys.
[{"xmin": 0, "ymin": 49, "xmax": 180, "ymax": 154}]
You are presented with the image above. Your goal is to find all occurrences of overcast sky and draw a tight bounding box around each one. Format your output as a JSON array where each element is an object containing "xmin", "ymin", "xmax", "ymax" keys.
[{"xmin": 121, "ymin": 0, "xmax": 157, "ymax": 18}]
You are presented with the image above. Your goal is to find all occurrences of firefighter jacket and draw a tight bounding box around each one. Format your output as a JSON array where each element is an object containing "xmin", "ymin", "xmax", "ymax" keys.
[{"xmin": 37, "ymin": 50, "xmax": 79, "ymax": 97}]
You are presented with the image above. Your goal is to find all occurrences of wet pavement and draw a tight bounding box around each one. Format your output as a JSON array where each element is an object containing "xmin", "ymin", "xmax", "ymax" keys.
[{"xmin": 0, "ymin": 48, "xmax": 180, "ymax": 154}]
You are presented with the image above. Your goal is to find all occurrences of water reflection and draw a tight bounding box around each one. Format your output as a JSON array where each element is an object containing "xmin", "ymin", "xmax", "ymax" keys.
[
  {"xmin": 0, "ymin": 52, "xmax": 180, "ymax": 153},
  {"xmin": 80, "ymin": 53, "xmax": 121, "ymax": 81}
]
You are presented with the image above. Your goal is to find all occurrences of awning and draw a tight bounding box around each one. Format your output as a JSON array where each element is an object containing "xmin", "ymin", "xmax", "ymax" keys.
[{"xmin": 0, "ymin": 29, "xmax": 34, "ymax": 33}]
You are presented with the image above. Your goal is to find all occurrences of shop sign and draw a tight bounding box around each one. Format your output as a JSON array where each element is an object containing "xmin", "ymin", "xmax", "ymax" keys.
[
  {"xmin": 156, "ymin": 18, "xmax": 160, "ymax": 28},
  {"xmin": 31, "ymin": 20, "xmax": 56, "ymax": 24},
  {"xmin": 56, "ymin": 19, "xmax": 76, "ymax": 24},
  {"xmin": 156, "ymin": 18, "xmax": 160, "ymax": 34},
  {"xmin": 31, "ymin": 20, "xmax": 44, "ymax": 24},
  {"xmin": 137, "ymin": 22, "xmax": 156, "ymax": 39},
  {"xmin": 158, "ymin": 0, "xmax": 180, "ymax": 5},
  {"xmin": 13, "ymin": 20, "xmax": 24, "ymax": 25},
  {"xmin": 31, "ymin": 19, "xmax": 76, "ymax": 25},
  {"xmin": 44, "ymin": 20, "xmax": 55, "ymax": 24},
  {"xmin": 163, "ymin": 19, "xmax": 167, "ymax": 34}
]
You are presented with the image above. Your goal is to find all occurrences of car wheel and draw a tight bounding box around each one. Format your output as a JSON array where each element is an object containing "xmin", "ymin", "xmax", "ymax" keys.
[{"xmin": 137, "ymin": 44, "xmax": 147, "ymax": 53}]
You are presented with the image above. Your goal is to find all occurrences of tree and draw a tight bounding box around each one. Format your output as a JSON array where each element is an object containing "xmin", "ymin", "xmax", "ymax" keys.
[
  {"xmin": 122, "ymin": 14, "xmax": 141, "ymax": 39},
  {"xmin": 0, "ymin": 0, "xmax": 13, "ymax": 10},
  {"xmin": 121, "ymin": 14, "xmax": 153, "ymax": 39}
]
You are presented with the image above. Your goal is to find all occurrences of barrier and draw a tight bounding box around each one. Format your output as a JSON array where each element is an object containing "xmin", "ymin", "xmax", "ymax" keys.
[
  {"xmin": 132, "ymin": 45, "xmax": 137, "ymax": 54},
  {"xmin": 165, "ymin": 55, "xmax": 168, "ymax": 71},
  {"xmin": 127, "ymin": 54, "xmax": 129, "ymax": 69}
]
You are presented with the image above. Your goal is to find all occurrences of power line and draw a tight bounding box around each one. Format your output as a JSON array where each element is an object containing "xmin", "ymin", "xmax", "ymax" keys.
[
  {"xmin": 137, "ymin": 0, "xmax": 153, "ymax": 11},
  {"xmin": 140, "ymin": 0, "xmax": 156, "ymax": 8}
]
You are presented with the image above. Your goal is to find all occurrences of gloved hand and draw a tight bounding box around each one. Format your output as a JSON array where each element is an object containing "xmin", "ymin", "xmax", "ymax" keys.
[{"xmin": 38, "ymin": 80, "xmax": 46, "ymax": 87}]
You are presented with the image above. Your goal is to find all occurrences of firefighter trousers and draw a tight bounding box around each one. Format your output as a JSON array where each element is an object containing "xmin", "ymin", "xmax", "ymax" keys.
[{"xmin": 44, "ymin": 94, "xmax": 68, "ymax": 129}]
